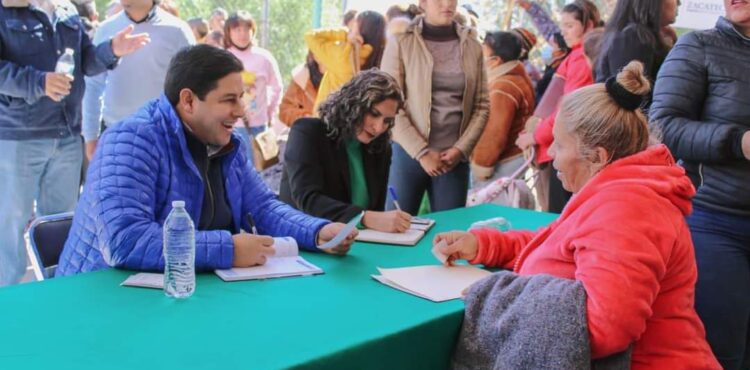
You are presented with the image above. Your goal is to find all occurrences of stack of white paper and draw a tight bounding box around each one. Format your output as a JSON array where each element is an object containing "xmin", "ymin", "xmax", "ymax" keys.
[
  {"xmin": 215, "ymin": 256, "xmax": 322, "ymax": 281},
  {"xmin": 215, "ymin": 237, "xmax": 323, "ymax": 281},
  {"xmin": 356, "ymin": 218, "xmax": 435, "ymax": 246},
  {"xmin": 372, "ymin": 265, "xmax": 491, "ymax": 302},
  {"xmin": 121, "ymin": 272, "xmax": 164, "ymax": 289}
]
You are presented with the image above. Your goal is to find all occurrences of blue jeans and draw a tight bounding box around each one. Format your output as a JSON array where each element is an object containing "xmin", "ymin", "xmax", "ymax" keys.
[
  {"xmin": 0, "ymin": 136, "xmax": 82, "ymax": 286},
  {"xmin": 688, "ymin": 206, "xmax": 750, "ymax": 370},
  {"xmin": 236, "ymin": 126, "xmax": 266, "ymax": 167},
  {"xmin": 386, "ymin": 143, "xmax": 469, "ymax": 215}
]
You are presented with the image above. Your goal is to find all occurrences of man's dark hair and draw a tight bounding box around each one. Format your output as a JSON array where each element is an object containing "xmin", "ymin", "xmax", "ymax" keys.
[
  {"xmin": 164, "ymin": 45, "xmax": 244, "ymax": 106},
  {"xmin": 484, "ymin": 31, "xmax": 523, "ymax": 62}
]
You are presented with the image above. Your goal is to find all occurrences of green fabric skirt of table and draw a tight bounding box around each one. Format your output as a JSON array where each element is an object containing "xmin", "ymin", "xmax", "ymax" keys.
[{"xmin": 0, "ymin": 204, "xmax": 557, "ymax": 370}]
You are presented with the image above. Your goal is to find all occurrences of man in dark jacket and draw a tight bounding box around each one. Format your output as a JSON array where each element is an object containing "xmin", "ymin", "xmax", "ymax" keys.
[
  {"xmin": 0, "ymin": 0, "xmax": 149, "ymax": 286},
  {"xmin": 650, "ymin": 6, "xmax": 750, "ymax": 368},
  {"xmin": 56, "ymin": 45, "xmax": 356, "ymax": 276}
]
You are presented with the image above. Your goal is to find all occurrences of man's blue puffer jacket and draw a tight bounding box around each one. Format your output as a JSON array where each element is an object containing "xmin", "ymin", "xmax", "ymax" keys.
[{"xmin": 56, "ymin": 95, "xmax": 328, "ymax": 276}]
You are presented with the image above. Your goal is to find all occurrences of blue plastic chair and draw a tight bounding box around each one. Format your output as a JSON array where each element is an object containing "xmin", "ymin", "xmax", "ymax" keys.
[{"xmin": 26, "ymin": 212, "xmax": 74, "ymax": 280}]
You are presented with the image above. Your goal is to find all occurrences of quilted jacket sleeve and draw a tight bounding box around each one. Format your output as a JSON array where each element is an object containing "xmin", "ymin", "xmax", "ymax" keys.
[
  {"xmin": 468, "ymin": 228, "xmax": 537, "ymax": 269},
  {"xmin": 650, "ymin": 32, "xmax": 748, "ymax": 163},
  {"xmin": 237, "ymin": 143, "xmax": 330, "ymax": 251},
  {"xmin": 571, "ymin": 195, "xmax": 668, "ymax": 358},
  {"xmin": 94, "ymin": 124, "xmax": 234, "ymax": 272}
]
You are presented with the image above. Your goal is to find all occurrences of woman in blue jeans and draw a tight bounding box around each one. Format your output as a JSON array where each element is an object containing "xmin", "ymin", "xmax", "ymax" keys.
[
  {"xmin": 650, "ymin": 1, "xmax": 750, "ymax": 367},
  {"xmin": 380, "ymin": 0, "xmax": 488, "ymax": 214}
]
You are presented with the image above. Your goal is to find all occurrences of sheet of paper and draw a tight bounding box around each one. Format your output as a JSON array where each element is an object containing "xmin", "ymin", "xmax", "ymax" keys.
[
  {"xmin": 272, "ymin": 236, "xmax": 298, "ymax": 257},
  {"xmin": 411, "ymin": 216, "xmax": 433, "ymax": 225},
  {"xmin": 318, "ymin": 211, "xmax": 363, "ymax": 250},
  {"xmin": 356, "ymin": 228, "xmax": 425, "ymax": 246},
  {"xmin": 121, "ymin": 272, "xmax": 164, "ymax": 289},
  {"xmin": 431, "ymin": 239, "xmax": 449, "ymax": 264},
  {"xmin": 215, "ymin": 256, "xmax": 323, "ymax": 281},
  {"xmin": 372, "ymin": 274, "xmax": 433, "ymax": 301},
  {"xmin": 374, "ymin": 265, "xmax": 491, "ymax": 302},
  {"xmin": 410, "ymin": 222, "xmax": 431, "ymax": 232}
]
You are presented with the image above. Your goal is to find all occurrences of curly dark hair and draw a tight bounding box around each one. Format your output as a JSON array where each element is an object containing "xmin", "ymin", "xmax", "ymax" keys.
[{"xmin": 317, "ymin": 69, "xmax": 404, "ymax": 154}]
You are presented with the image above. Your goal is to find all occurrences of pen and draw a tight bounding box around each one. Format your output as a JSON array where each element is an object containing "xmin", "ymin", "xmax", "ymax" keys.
[
  {"xmin": 246, "ymin": 213, "xmax": 258, "ymax": 235},
  {"xmin": 388, "ymin": 186, "xmax": 402, "ymax": 211}
]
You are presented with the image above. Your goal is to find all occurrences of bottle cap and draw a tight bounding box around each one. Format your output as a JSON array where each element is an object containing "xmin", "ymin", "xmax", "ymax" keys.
[{"xmin": 172, "ymin": 200, "xmax": 185, "ymax": 208}]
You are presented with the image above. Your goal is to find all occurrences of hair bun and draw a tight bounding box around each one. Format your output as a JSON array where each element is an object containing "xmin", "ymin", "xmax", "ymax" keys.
[
  {"xmin": 605, "ymin": 61, "xmax": 651, "ymax": 111},
  {"xmin": 616, "ymin": 61, "xmax": 651, "ymax": 96}
]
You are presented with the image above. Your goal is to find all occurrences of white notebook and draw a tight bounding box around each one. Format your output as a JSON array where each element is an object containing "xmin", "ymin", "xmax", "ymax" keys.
[
  {"xmin": 372, "ymin": 265, "xmax": 491, "ymax": 302},
  {"xmin": 215, "ymin": 237, "xmax": 323, "ymax": 281},
  {"xmin": 121, "ymin": 272, "xmax": 164, "ymax": 289},
  {"xmin": 356, "ymin": 218, "xmax": 435, "ymax": 246}
]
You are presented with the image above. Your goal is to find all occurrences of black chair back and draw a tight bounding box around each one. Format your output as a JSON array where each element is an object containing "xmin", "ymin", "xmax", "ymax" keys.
[{"xmin": 27, "ymin": 213, "xmax": 74, "ymax": 278}]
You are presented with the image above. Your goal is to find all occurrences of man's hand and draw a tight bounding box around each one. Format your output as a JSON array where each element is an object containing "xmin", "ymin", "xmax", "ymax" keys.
[
  {"xmin": 362, "ymin": 210, "xmax": 412, "ymax": 233},
  {"xmin": 440, "ymin": 147, "xmax": 463, "ymax": 171},
  {"xmin": 419, "ymin": 149, "xmax": 447, "ymax": 177},
  {"xmin": 232, "ymin": 234, "xmax": 275, "ymax": 267},
  {"xmin": 742, "ymin": 131, "xmax": 750, "ymax": 160},
  {"xmin": 45, "ymin": 72, "xmax": 73, "ymax": 102},
  {"xmin": 111, "ymin": 25, "xmax": 151, "ymax": 57},
  {"xmin": 85, "ymin": 140, "xmax": 97, "ymax": 161},
  {"xmin": 317, "ymin": 223, "xmax": 358, "ymax": 255}
]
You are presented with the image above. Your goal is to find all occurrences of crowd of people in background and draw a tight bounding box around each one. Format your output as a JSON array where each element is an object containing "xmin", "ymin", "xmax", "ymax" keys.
[{"xmin": 2, "ymin": 0, "xmax": 750, "ymax": 368}]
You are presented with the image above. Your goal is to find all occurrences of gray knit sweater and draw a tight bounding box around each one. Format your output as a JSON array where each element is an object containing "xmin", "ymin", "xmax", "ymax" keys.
[{"xmin": 452, "ymin": 271, "xmax": 631, "ymax": 370}]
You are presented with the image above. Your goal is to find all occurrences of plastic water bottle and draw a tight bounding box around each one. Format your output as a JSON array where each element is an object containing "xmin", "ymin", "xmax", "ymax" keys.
[
  {"xmin": 55, "ymin": 48, "xmax": 75, "ymax": 75},
  {"xmin": 163, "ymin": 200, "xmax": 195, "ymax": 298},
  {"xmin": 54, "ymin": 48, "xmax": 75, "ymax": 100},
  {"xmin": 469, "ymin": 217, "xmax": 512, "ymax": 232}
]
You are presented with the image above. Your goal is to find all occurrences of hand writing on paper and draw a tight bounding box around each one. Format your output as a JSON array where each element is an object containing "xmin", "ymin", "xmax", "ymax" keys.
[
  {"xmin": 363, "ymin": 210, "xmax": 412, "ymax": 233},
  {"xmin": 440, "ymin": 147, "xmax": 463, "ymax": 171},
  {"xmin": 419, "ymin": 149, "xmax": 447, "ymax": 177},
  {"xmin": 232, "ymin": 234, "xmax": 275, "ymax": 267},
  {"xmin": 433, "ymin": 231, "xmax": 478, "ymax": 266},
  {"xmin": 317, "ymin": 223, "xmax": 358, "ymax": 255}
]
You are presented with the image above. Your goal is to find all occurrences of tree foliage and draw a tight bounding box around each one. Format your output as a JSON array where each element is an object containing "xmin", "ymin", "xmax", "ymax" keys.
[
  {"xmin": 94, "ymin": 0, "xmax": 344, "ymax": 84},
  {"xmin": 91, "ymin": 0, "xmax": 618, "ymax": 83}
]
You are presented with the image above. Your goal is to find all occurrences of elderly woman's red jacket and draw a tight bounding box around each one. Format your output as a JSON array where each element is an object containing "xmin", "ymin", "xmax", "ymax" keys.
[{"xmin": 469, "ymin": 145, "xmax": 720, "ymax": 369}]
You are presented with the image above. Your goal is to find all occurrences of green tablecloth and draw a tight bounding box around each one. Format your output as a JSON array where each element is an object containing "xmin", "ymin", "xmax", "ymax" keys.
[{"xmin": 0, "ymin": 204, "xmax": 557, "ymax": 370}]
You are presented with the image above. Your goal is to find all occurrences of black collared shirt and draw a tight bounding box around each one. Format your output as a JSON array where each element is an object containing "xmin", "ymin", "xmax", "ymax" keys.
[
  {"xmin": 125, "ymin": 5, "xmax": 158, "ymax": 24},
  {"xmin": 183, "ymin": 126, "xmax": 235, "ymax": 232}
]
